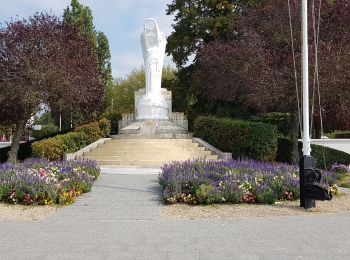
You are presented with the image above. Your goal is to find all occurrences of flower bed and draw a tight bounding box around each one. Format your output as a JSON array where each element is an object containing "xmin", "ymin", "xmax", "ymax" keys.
[
  {"xmin": 159, "ymin": 159, "xmax": 338, "ymax": 205},
  {"xmin": 331, "ymin": 163, "xmax": 350, "ymax": 188},
  {"xmin": 0, "ymin": 158, "xmax": 100, "ymax": 205}
]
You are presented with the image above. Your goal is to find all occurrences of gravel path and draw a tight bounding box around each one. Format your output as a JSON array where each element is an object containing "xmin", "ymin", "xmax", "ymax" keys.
[
  {"xmin": 161, "ymin": 192, "xmax": 350, "ymax": 220},
  {"xmin": 0, "ymin": 203, "xmax": 58, "ymax": 220}
]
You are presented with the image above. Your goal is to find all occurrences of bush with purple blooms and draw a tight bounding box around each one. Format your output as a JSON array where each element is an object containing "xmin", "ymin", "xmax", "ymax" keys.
[
  {"xmin": 0, "ymin": 158, "xmax": 100, "ymax": 205},
  {"xmin": 159, "ymin": 159, "xmax": 338, "ymax": 205},
  {"xmin": 331, "ymin": 163, "xmax": 350, "ymax": 188}
]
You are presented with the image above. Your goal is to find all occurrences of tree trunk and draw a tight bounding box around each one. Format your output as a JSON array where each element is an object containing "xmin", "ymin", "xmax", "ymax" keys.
[
  {"xmin": 7, "ymin": 119, "xmax": 27, "ymax": 163},
  {"xmin": 314, "ymin": 117, "xmax": 321, "ymax": 139},
  {"xmin": 290, "ymin": 110, "xmax": 300, "ymax": 164}
]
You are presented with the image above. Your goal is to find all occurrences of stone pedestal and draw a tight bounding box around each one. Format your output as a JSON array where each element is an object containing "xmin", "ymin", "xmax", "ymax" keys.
[{"xmin": 135, "ymin": 88, "xmax": 172, "ymax": 120}]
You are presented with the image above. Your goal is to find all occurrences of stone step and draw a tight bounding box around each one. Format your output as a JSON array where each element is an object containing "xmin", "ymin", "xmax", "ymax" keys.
[
  {"xmin": 81, "ymin": 156, "xmax": 219, "ymax": 167},
  {"xmin": 86, "ymin": 146, "xmax": 206, "ymax": 155},
  {"xmin": 82, "ymin": 152, "xmax": 214, "ymax": 160},
  {"xmin": 100, "ymin": 140, "xmax": 199, "ymax": 146},
  {"xmin": 111, "ymin": 134, "xmax": 193, "ymax": 139},
  {"xmin": 104, "ymin": 138, "xmax": 196, "ymax": 143},
  {"xmin": 97, "ymin": 142, "xmax": 200, "ymax": 148},
  {"xmin": 81, "ymin": 136, "xmax": 221, "ymax": 166}
]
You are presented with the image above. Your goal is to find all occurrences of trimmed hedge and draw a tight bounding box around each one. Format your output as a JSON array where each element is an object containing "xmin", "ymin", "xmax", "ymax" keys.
[
  {"xmin": 250, "ymin": 112, "xmax": 291, "ymax": 136},
  {"xmin": 276, "ymin": 138, "xmax": 350, "ymax": 169},
  {"xmin": 32, "ymin": 132, "xmax": 88, "ymax": 161},
  {"xmin": 193, "ymin": 116, "xmax": 278, "ymax": 161},
  {"xmin": 325, "ymin": 130, "xmax": 350, "ymax": 139},
  {"xmin": 32, "ymin": 137, "xmax": 65, "ymax": 161},
  {"xmin": 75, "ymin": 121, "xmax": 101, "ymax": 144},
  {"xmin": 32, "ymin": 118, "xmax": 111, "ymax": 161},
  {"xmin": 0, "ymin": 127, "xmax": 74, "ymax": 163},
  {"xmin": 0, "ymin": 118, "xmax": 112, "ymax": 163},
  {"xmin": 31, "ymin": 124, "xmax": 59, "ymax": 140}
]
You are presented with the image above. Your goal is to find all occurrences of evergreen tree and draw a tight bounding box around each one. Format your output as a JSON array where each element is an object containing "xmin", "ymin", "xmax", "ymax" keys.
[
  {"xmin": 97, "ymin": 32, "xmax": 113, "ymax": 92},
  {"xmin": 63, "ymin": 0, "xmax": 96, "ymax": 48},
  {"xmin": 63, "ymin": 0, "xmax": 113, "ymax": 93}
]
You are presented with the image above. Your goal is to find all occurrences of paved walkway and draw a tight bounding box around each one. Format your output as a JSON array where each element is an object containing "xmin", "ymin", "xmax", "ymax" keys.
[{"xmin": 1, "ymin": 168, "xmax": 350, "ymax": 260}]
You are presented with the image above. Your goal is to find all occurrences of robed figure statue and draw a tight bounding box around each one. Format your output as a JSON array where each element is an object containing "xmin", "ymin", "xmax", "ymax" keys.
[
  {"xmin": 141, "ymin": 18, "xmax": 167, "ymax": 98},
  {"xmin": 135, "ymin": 18, "xmax": 170, "ymax": 120}
]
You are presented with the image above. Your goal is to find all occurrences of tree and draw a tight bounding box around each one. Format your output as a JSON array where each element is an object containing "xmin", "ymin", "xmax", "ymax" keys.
[
  {"xmin": 63, "ymin": 0, "xmax": 113, "ymax": 93},
  {"xmin": 97, "ymin": 32, "xmax": 113, "ymax": 92},
  {"xmin": 192, "ymin": 0, "xmax": 350, "ymax": 162},
  {"xmin": 166, "ymin": 0, "xmax": 237, "ymax": 67},
  {"xmin": 63, "ymin": 0, "xmax": 96, "ymax": 47},
  {"xmin": 0, "ymin": 13, "xmax": 103, "ymax": 162}
]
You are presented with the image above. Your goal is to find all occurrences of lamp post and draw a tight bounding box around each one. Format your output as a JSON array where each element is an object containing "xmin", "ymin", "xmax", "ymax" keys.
[
  {"xmin": 302, "ymin": 0, "xmax": 311, "ymax": 157},
  {"xmin": 299, "ymin": 0, "xmax": 333, "ymax": 209},
  {"xmin": 299, "ymin": 0, "xmax": 317, "ymax": 209}
]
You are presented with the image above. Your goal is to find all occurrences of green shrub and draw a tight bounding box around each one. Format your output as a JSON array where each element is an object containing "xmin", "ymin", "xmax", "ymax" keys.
[
  {"xmin": 195, "ymin": 184, "xmax": 213, "ymax": 204},
  {"xmin": 101, "ymin": 112, "xmax": 121, "ymax": 134},
  {"xmin": 0, "ymin": 126, "xmax": 75, "ymax": 163},
  {"xmin": 193, "ymin": 116, "xmax": 278, "ymax": 161},
  {"xmin": 311, "ymin": 144, "xmax": 350, "ymax": 169},
  {"xmin": 276, "ymin": 137, "xmax": 350, "ymax": 169},
  {"xmin": 32, "ymin": 137, "xmax": 65, "ymax": 161},
  {"xmin": 31, "ymin": 120, "xmax": 110, "ymax": 161},
  {"xmin": 276, "ymin": 138, "xmax": 293, "ymax": 163},
  {"xmin": 98, "ymin": 118, "xmax": 111, "ymax": 137},
  {"xmin": 250, "ymin": 112, "xmax": 291, "ymax": 136},
  {"xmin": 256, "ymin": 186, "xmax": 276, "ymax": 204},
  {"xmin": 75, "ymin": 121, "xmax": 101, "ymax": 144},
  {"xmin": 325, "ymin": 130, "xmax": 350, "ymax": 139},
  {"xmin": 59, "ymin": 132, "xmax": 87, "ymax": 153},
  {"xmin": 2, "ymin": 120, "xmax": 109, "ymax": 163},
  {"xmin": 32, "ymin": 132, "xmax": 87, "ymax": 160},
  {"xmin": 32, "ymin": 124, "xmax": 59, "ymax": 140}
]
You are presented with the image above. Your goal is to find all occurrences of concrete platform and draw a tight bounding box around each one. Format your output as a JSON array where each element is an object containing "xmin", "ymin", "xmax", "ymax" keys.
[{"xmin": 119, "ymin": 120, "xmax": 188, "ymax": 136}]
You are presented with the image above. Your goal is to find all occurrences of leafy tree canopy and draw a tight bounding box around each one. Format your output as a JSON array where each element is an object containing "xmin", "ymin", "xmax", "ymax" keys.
[
  {"xmin": 193, "ymin": 0, "xmax": 350, "ymax": 130},
  {"xmin": 166, "ymin": 0, "xmax": 237, "ymax": 67},
  {"xmin": 63, "ymin": 0, "xmax": 96, "ymax": 47},
  {"xmin": 63, "ymin": 0, "xmax": 113, "ymax": 93},
  {"xmin": 0, "ymin": 13, "xmax": 103, "ymax": 161}
]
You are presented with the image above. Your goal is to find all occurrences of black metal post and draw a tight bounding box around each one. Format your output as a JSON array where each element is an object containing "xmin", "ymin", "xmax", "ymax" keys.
[{"xmin": 300, "ymin": 155, "xmax": 316, "ymax": 209}]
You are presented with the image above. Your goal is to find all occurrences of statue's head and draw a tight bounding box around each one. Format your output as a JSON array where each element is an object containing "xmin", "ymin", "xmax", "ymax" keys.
[
  {"xmin": 145, "ymin": 18, "xmax": 157, "ymax": 32},
  {"xmin": 144, "ymin": 18, "xmax": 159, "ymax": 46}
]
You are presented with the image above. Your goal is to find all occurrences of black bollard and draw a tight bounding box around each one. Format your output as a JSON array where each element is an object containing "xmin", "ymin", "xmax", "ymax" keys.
[{"xmin": 299, "ymin": 155, "xmax": 332, "ymax": 209}]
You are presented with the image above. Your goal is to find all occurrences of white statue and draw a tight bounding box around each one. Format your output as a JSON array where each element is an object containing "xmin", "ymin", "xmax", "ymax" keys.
[
  {"xmin": 135, "ymin": 18, "xmax": 170, "ymax": 120},
  {"xmin": 141, "ymin": 18, "xmax": 166, "ymax": 98}
]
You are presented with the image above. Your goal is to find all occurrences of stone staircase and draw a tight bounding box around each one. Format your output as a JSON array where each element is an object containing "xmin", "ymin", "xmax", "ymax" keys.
[{"xmin": 80, "ymin": 138, "xmax": 219, "ymax": 167}]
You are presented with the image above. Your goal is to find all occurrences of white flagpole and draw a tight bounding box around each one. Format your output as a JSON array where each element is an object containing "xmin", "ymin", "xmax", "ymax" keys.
[{"xmin": 302, "ymin": 0, "xmax": 311, "ymax": 156}]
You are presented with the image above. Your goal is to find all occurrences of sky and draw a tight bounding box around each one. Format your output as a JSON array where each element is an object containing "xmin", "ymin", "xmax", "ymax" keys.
[{"xmin": 0, "ymin": 0, "xmax": 176, "ymax": 78}]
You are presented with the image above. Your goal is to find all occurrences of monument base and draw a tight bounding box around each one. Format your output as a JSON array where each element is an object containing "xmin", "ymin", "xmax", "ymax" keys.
[
  {"xmin": 118, "ymin": 88, "xmax": 188, "ymax": 138},
  {"xmin": 135, "ymin": 88, "xmax": 172, "ymax": 120},
  {"xmin": 118, "ymin": 112, "xmax": 188, "ymax": 138}
]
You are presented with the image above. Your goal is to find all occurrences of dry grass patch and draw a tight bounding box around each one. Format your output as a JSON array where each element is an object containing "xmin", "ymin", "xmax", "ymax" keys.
[
  {"xmin": 0, "ymin": 203, "xmax": 58, "ymax": 221},
  {"xmin": 161, "ymin": 192, "xmax": 350, "ymax": 220}
]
